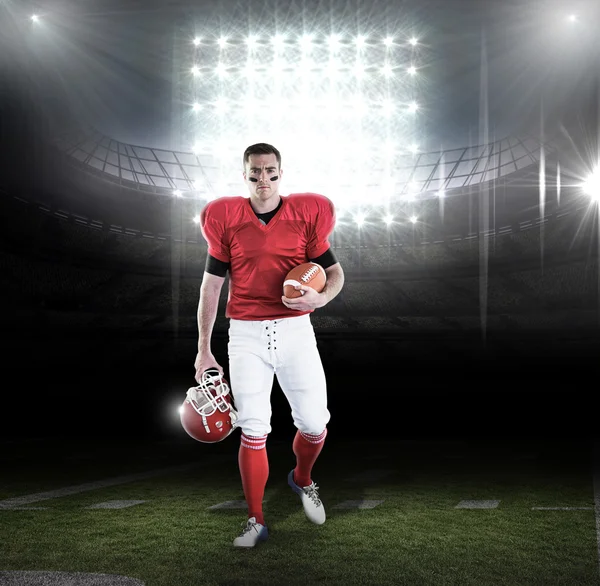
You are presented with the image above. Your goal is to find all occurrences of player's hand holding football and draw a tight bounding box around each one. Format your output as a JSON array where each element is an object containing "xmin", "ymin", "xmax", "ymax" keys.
[
  {"xmin": 194, "ymin": 351, "xmax": 224, "ymax": 383},
  {"xmin": 281, "ymin": 285, "xmax": 325, "ymax": 311}
]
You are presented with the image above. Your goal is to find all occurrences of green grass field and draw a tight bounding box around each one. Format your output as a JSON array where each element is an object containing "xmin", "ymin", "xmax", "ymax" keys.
[{"xmin": 1, "ymin": 437, "xmax": 598, "ymax": 585}]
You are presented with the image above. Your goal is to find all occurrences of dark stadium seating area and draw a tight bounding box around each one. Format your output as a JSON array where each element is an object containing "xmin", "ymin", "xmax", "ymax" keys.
[
  {"xmin": 1, "ymin": 168, "xmax": 598, "ymax": 368},
  {"xmin": 1, "ymin": 129, "xmax": 598, "ymax": 441}
]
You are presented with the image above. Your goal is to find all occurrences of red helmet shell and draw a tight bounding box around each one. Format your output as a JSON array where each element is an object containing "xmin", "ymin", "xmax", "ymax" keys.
[{"xmin": 180, "ymin": 370, "xmax": 237, "ymax": 443}]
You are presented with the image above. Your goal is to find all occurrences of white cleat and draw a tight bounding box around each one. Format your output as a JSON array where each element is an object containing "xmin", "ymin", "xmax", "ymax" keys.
[
  {"xmin": 233, "ymin": 517, "xmax": 269, "ymax": 548},
  {"xmin": 288, "ymin": 469, "xmax": 326, "ymax": 525}
]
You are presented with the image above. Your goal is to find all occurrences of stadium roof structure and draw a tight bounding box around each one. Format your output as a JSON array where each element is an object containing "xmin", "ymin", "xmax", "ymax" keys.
[{"xmin": 52, "ymin": 126, "xmax": 557, "ymax": 204}]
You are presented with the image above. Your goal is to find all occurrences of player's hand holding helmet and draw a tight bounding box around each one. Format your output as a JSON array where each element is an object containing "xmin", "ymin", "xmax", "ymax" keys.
[
  {"xmin": 180, "ymin": 368, "xmax": 238, "ymax": 443},
  {"xmin": 194, "ymin": 351, "xmax": 223, "ymax": 382}
]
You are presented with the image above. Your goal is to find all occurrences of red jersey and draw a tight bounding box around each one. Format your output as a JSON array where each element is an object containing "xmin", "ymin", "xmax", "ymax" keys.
[{"xmin": 200, "ymin": 193, "xmax": 336, "ymax": 320}]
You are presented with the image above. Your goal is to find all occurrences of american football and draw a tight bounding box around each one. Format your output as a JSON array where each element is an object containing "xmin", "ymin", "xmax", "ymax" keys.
[{"xmin": 283, "ymin": 262, "xmax": 327, "ymax": 298}]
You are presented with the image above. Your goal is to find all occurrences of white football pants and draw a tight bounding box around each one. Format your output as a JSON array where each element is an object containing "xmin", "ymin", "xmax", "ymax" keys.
[{"xmin": 227, "ymin": 313, "xmax": 330, "ymax": 437}]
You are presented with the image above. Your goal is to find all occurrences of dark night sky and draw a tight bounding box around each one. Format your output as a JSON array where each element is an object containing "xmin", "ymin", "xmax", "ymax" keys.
[{"xmin": 2, "ymin": 0, "xmax": 599, "ymax": 150}]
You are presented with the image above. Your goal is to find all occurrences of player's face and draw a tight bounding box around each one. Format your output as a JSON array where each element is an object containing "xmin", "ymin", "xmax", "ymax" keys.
[{"xmin": 243, "ymin": 153, "xmax": 282, "ymax": 204}]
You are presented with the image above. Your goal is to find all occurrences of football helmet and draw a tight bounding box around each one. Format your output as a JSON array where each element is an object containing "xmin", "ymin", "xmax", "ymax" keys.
[{"xmin": 180, "ymin": 368, "xmax": 238, "ymax": 443}]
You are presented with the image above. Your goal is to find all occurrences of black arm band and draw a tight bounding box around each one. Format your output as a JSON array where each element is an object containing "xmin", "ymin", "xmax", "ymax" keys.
[
  {"xmin": 309, "ymin": 248, "xmax": 338, "ymax": 270},
  {"xmin": 205, "ymin": 254, "xmax": 230, "ymax": 277}
]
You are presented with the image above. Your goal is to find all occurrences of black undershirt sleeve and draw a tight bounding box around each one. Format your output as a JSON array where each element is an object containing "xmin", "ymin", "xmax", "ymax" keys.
[
  {"xmin": 205, "ymin": 254, "xmax": 230, "ymax": 277},
  {"xmin": 309, "ymin": 248, "xmax": 338, "ymax": 270}
]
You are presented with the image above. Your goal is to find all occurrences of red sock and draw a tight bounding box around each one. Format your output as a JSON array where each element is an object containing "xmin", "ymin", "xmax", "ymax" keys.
[
  {"xmin": 239, "ymin": 433, "xmax": 269, "ymax": 526},
  {"xmin": 292, "ymin": 429, "xmax": 327, "ymax": 488}
]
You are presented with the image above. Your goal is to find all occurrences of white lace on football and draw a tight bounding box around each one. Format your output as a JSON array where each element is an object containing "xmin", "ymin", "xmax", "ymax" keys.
[{"xmin": 301, "ymin": 265, "xmax": 319, "ymax": 282}]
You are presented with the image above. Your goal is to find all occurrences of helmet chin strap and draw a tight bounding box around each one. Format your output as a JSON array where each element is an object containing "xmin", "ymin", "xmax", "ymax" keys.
[{"xmin": 201, "ymin": 413, "xmax": 210, "ymax": 434}]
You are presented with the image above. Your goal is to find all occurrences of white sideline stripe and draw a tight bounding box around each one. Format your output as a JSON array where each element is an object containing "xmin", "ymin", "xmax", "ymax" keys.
[
  {"xmin": 455, "ymin": 500, "xmax": 500, "ymax": 509},
  {"xmin": 332, "ymin": 499, "xmax": 384, "ymax": 510},
  {"xmin": 0, "ymin": 507, "xmax": 49, "ymax": 510},
  {"xmin": 0, "ymin": 463, "xmax": 196, "ymax": 509},
  {"xmin": 87, "ymin": 500, "xmax": 147, "ymax": 509},
  {"xmin": 0, "ymin": 570, "xmax": 145, "ymax": 585},
  {"xmin": 594, "ymin": 440, "xmax": 600, "ymax": 583},
  {"xmin": 532, "ymin": 507, "xmax": 593, "ymax": 510}
]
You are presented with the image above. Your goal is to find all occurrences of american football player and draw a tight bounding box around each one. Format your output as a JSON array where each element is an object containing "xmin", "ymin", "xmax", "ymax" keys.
[{"xmin": 194, "ymin": 142, "xmax": 345, "ymax": 547}]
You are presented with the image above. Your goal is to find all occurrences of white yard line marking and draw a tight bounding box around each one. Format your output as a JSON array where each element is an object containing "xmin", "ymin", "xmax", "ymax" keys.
[
  {"xmin": 532, "ymin": 507, "xmax": 593, "ymax": 511},
  {"xmin": 0, "ymin": 463, "xmax": 196, "ymax": 509},
  {"xmin": 455, "ymin": 500, "xmax": 500, "ymax": 509},
  {"xmin": 87, "ymin": 500, "xmax": 147, "ymax": 509},
  {"xmin": 0, "ymin": 571, "xmax": 145, "ymax": 585},
  {"xmin": 332, "ymin": 499, "xmax": 384, "ymax": 510},
  {"xmin": 0, "ymin": 507, "xmax": 49, "ymax": 510}
]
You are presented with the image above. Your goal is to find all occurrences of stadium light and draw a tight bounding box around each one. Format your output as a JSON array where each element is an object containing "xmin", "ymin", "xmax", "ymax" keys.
[
  {"xmin": 31, "ymin": 14, "xmax": 39, "ymax": 22},
  {"xmin": 583, "ymin": 168, "xmax": 599, "ymax": 200},
  {"xmin": 272, "ymin": 34, "xmax": 286, "ymax": 50},
  {"xmin": 328, "ymin": 34, "xmax": 342, "ymax": 49},
  {"xmin": 213, "ymin": 97, "xmax": 229, "ymax": 113},
  {"xmin": 381, "ymin": 64, "xmax": 394, "ymax": 78},
  {"xmin": 186, "ymin": 31, "xmax": 426, "ymax": 206},
  {"xmin": 355, "ymin": 213, "xmax": 366, "ymax": 227},
  {"xmin": 299, "ymin": 34, "xmax": 313, "ymax": 51},
  {"xmin": 353, "ymin": 63, "xmax": 366, "ymax": 79}
]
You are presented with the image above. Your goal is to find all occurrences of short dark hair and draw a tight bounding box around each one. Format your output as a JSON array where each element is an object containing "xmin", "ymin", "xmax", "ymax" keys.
[{"xmin": 243, "ymin": 143, "xmax": 282, "ymax": 169}]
